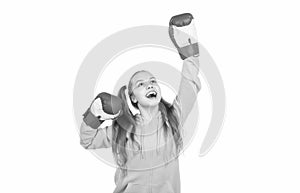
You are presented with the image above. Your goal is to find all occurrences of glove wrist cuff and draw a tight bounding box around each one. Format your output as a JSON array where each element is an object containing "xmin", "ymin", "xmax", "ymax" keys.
[
  {"xmin": 83, "ymin": 108, "xmax": 103, "ymax": 129},
  {"xmin": 178, "ymin": 43, "xmax": 199, "ymax": 60}
]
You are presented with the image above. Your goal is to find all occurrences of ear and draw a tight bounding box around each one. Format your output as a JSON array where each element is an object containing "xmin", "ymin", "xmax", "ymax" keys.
[
  {"xmin": 130, "ymin": 94, "xmax": 137, "ymax": 103},
  {"xmin": 126, "ymin": 93, "xmax": 140, "ymax": 115}
]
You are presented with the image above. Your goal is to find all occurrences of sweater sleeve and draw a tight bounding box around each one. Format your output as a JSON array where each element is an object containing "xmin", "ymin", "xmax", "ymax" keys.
[
  {"xmin": 173, "ymin": 56, "xmax": 201, "ymax": 125},
  {"xmin": 80, "ymin": 121, "xmax": 113, "ymax": 149}
]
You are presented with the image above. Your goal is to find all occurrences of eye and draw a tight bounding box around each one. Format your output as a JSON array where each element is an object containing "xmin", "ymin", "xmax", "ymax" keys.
[
  {"xmin": 138, "ymin": 82, "xmax": 144, "ymax": 87},
  {"xmin": 150, "ymin": 80, "xmax": 157, "ymax": 84}
]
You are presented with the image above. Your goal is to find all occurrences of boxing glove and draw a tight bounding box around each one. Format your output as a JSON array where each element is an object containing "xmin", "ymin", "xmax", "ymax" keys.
[
  {"xmin": 169, "ymin": 13, "xmax": 199, "ymax": 60},
  {"xmin": 83, "ymin": 92, "xmax": 123, "ymax": 129}
]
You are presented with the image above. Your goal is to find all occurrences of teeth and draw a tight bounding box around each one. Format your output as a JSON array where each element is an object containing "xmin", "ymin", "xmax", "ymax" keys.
[{"xmin": 146, "ymin": 91, "xmax": 157, "ymax": 97}]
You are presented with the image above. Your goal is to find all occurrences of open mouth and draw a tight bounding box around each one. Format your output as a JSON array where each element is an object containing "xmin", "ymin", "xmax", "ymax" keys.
[{"xmin": 145, "ymin": 90, "xmax": 157, "ymax": 99}]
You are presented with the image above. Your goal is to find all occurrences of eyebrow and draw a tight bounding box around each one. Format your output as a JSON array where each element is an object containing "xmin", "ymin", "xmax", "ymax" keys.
[{"xmin": 135, "ymin": 77, "xmax": 156, "ymax": 84}]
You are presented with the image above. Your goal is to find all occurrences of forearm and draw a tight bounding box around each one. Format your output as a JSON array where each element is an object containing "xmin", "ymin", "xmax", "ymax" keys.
[
  {"xmin": 175, "ymin": 56, "xmax": 201, "ymax": 124},
  {"xmin": 80, "ymin": 121, "xmax": 112, "ymax": 149},
  {"xmin": 80, "ymin": 92, "xmax": 122, "ymax": 149}
]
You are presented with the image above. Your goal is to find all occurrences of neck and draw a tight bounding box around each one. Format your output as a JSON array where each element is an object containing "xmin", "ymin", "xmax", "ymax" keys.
[{"xmin": 137, "ymin": 104, "xmax": 159, "ymax": 123}]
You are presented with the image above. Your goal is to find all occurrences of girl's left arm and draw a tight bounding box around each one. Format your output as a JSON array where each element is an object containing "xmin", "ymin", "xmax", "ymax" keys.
[{"xmin": 173, "ymin": 56, "xmax": 201, "ymax": 125}]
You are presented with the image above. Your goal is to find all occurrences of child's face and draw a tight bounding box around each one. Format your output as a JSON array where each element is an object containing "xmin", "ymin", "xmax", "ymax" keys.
[{"xmin": 129, "ymin": 71, "xmax": 162, "ymax": 108}]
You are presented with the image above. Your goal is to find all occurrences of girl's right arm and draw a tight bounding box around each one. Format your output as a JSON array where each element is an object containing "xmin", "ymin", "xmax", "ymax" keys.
[
  {"xmin": 80, "ymin": 122, "xmax": 113, "ymax": 149},
  {"xmin": 79, "ymin": 92, "xmax": 123, "ymax": 149}
]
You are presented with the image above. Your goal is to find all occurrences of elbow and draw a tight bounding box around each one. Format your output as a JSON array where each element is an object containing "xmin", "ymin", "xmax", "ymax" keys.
[
  {"xmin": 80, "ymin": 140, "xmax": 92, "ymax": 150},
  {"xmin": 195, "ymin": 77, "xmax": 201, "ymax": 93}
]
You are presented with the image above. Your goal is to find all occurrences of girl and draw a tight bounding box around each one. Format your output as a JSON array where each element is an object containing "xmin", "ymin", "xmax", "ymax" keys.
[
  {"xmin": 80, "ymin": 56, "xmax": 201, "ymax": 193},
  {"xmin": 80, "ymin": 13, "xmax": 200, "ymax": 193}
]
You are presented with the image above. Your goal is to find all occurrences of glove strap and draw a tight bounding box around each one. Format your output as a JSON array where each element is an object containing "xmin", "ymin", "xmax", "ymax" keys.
[
  {"xmin": 83, "ymin": 108, "xmax": 104, "ymax": 129},
  {"xmin": 178, "ymin": 43, "xmax": 199, "ymax": 60}
]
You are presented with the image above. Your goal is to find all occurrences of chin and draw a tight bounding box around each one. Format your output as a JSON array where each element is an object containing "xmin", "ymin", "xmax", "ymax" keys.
[{"xmin": 140, "ymin": 97, "xmax": 161, "ymax": 107}]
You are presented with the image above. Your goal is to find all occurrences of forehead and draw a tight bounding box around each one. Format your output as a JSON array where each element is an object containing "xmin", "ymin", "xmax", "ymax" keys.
[{"xmin": 131, "ymin": 71, "xmax": 155, "ymax": 84}]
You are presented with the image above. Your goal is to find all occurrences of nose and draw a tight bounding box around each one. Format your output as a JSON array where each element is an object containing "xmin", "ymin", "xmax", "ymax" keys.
[{"xmin": 147, "ymin": 83, "xmax": 153, "ymax": 89}]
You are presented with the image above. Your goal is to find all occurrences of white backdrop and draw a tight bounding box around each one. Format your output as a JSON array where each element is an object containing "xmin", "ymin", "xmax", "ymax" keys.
[{"xmin": 1, "ymin": 0, "xmax": 299, "ymax": 192}]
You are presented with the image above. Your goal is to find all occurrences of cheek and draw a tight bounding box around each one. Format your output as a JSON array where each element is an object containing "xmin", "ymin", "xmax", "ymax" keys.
[
  {"xmin": 156, "ymin": 85, "xmax": 162, "ymax": 95},
  {"xmin": 133, "ymin": 89, "xmax": 144, "ymax": 101}
]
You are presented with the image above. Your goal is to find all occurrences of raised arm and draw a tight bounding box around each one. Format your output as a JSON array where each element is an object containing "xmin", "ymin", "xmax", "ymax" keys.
[
  {"xmin": 169, "ymin": 13, "xmax": 201, "ymax": 124},
  {"xmin": 174, "ymin": 56, "xmax": 201, "ymax": 124}
]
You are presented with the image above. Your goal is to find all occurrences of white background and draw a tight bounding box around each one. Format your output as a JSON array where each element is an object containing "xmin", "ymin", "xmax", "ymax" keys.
[{"xmin": 1, "ymin": 0, "xmax": 300, "ymax": 192}]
